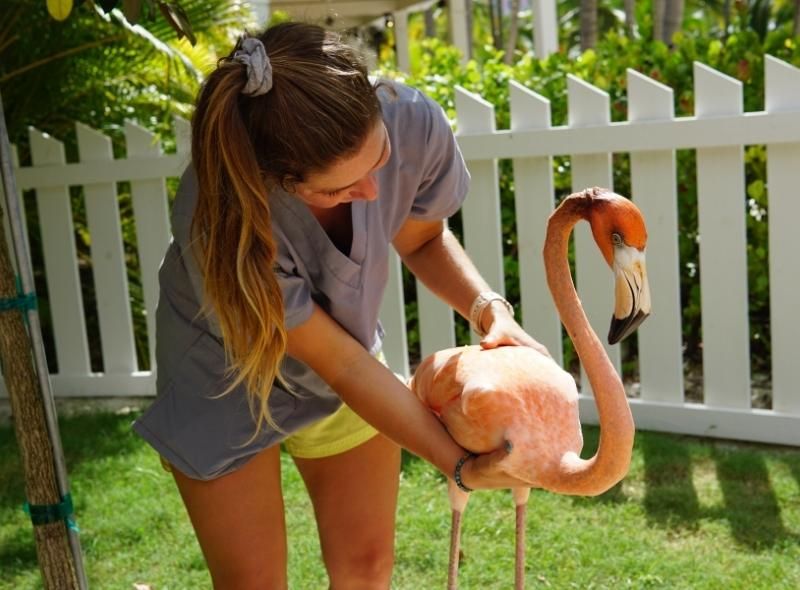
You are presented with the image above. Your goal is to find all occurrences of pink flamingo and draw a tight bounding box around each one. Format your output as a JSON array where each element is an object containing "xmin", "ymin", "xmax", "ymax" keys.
[{"xmin": 411, "ymin": 188, "xmax": 651, "ymax": 589}]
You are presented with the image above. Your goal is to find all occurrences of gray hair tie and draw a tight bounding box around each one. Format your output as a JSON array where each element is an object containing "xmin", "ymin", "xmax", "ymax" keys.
[{"xmin": 233, "ymin": 37, "xmax": 273, "ymax": 96}]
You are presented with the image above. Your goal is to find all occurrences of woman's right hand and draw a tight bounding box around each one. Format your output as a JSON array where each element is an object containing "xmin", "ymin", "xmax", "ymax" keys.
[{"xmin": 459, "ymin": 441, "xmax": 528, "ymax": 490}]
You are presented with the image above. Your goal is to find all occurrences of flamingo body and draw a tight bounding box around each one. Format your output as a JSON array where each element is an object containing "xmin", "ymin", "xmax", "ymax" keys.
[{"xmin": 412, "ymin": 344, "xmax": 583, "ymax": 491}]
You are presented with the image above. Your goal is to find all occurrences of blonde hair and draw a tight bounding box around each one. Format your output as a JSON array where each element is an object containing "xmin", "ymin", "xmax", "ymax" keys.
[{"xmin": 190, "ymin": 22, "xmax": 383, "ymax": 435}]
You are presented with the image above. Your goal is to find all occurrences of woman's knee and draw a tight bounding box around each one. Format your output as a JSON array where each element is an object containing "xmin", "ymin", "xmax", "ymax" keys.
[{"xmin": 326, "ymin": 540, "xmax": 395, "ymax": 589}]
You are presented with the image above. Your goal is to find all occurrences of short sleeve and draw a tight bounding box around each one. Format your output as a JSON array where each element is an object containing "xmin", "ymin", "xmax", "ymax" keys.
[
  {"xmin": 275, "ymin": 245, "xmax": 313, "ymax": 330},
  {"xmin": 409, "ymin": 96, "xmax": 470, "ymax": 220}
]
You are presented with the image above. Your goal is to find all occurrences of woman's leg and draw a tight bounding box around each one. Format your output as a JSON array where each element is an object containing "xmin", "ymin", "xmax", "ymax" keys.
[
  {"xmin": 171, "ymin": 445, "xmax": 287, "ymax": 590},
  {"xmin": 293, "ymin": 433, "xmax": 401, "ymax": 589}
]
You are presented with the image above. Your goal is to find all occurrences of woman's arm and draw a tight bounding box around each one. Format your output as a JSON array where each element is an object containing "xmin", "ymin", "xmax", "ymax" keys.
[
  {"xmin": 287, "ymin": 304, "xmax": 522, "ymax": 489},
  {"xmin": 393, "ymin": 217, "xmax": 549, "ymax": 355},
  {"xmin": 288, "ymin": 303, "xmax": 460, "ymax": 471}
]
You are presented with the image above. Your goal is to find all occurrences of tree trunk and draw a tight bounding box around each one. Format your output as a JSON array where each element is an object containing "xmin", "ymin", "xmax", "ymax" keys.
[
  {"xmin": 580, "ymin": 0, "xmax": 598, "ymax": 50},
  {"xmin": 488, "ymin": 0, "xmax": 504, "ymax": 50},
  {"xmin": 0, "ymin": 195, "xmax": 78, "ymax": 588},
  {"xmin": 504, "ymin": 0, "xmax": 521, "ymax": 64},
  {"xmin": 624, "ymin": 0, "xmax": 636, "ymax": 37},
  {"xmin": 663, "ymin": 0, "xmax": 684, "ymax": 45},
  {"xmin": 653, "ymin": 0, "xmax": 666, "ymax": 42}
]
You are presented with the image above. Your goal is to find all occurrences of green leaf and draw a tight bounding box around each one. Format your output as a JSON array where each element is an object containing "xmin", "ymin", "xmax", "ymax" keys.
[{"xmin": 46, "ymin": 0, "xmax": 73, "ymax": 21}]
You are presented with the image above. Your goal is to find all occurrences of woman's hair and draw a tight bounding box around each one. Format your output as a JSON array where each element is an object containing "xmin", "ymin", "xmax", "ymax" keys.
[{"xmin": 190, "ymin": 22, "xmax": 383, "ymax": 436}]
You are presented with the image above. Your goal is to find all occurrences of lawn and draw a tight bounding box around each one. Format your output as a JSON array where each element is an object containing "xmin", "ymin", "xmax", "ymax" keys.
[{"xmin": 1, "ymin": 410, "xmax": 799, "ymax": 589}]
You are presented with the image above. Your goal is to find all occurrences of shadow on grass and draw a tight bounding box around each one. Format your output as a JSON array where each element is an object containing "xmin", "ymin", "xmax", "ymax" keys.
[
  {"xmin": 639, "ymin": 430, "xmax": 800, "ymax": 551},
  {"xmin": 641, "ymin": 431, "xmax": 701, "ymax": 528},
  {"xmin": 711, "ymin": 446, "xmax": 798, "ymax": 550}
]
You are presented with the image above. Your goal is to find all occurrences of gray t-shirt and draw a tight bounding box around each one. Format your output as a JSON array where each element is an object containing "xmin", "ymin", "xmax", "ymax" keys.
[{"xmin": 133, "ymin": 82, "xmax": 470, "ymax": 480}]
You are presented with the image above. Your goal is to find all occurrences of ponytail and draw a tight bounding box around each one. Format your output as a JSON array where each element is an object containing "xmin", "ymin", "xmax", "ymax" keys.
[{"xmin": 191, "ymin": 64, "xmax": 288, "ymax": 437}]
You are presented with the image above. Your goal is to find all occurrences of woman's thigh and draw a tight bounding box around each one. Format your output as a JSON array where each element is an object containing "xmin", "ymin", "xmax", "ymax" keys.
[
  {"xmin": 293, "ymin": 433, "xmax": 401, "ymax": 588},
  {"xmin": 171, "ymin": 444, "xmax": 287, "ymax": 590}
]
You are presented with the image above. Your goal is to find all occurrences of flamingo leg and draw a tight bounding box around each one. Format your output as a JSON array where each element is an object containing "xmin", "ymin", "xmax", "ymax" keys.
[
  {"xmin": 447, "ymin": 480, "xmax": 470, "ymax": 590},
  {"xmin": 447, "ymin": 508, "xmax": 462, "ymax": 590},
  {"xmin": 512, "ymin": 487, "xmax": 531, "ymax": 590}
]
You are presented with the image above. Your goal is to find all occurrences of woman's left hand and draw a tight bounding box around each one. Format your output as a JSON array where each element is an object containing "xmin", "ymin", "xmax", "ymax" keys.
[{"xmin": 479, "ymin": 301, "xmax": 551, "ymax": 358}]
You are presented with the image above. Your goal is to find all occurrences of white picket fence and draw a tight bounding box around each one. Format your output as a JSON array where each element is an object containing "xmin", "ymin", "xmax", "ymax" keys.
[{"xmin": 2, "ymin": 57, "xmax": 799, "ymax": 447}]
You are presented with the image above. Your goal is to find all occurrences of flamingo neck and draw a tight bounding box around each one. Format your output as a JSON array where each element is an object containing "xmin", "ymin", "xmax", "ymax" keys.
[{"xmin": 544, "ymin": 194, "xmax": 634, "ymax": 494}]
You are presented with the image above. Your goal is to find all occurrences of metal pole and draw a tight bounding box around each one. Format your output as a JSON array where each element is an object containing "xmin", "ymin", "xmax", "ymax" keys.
[{"xmin": 0, "ymin": 91, "xmax": 89, "ymax": 589}]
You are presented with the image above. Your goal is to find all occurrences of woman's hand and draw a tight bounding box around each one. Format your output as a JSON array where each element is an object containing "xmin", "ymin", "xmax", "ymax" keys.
[
  {"xmin": 479, "ymin": 301, "xmax": 551, "ymax": 358},
  {"xmin": 457, "ymin": 442, "xmax": 528, "ymax": 490}
]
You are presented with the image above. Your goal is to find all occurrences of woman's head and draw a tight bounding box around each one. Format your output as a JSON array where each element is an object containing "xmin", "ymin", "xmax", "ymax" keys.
[
  {"xmin": 194, "ymin": 22, "xmax": 383, "ymax": 192},
  {"xmin": 190, "ymin": 22, "xmax": 383, "ymax": 435}
]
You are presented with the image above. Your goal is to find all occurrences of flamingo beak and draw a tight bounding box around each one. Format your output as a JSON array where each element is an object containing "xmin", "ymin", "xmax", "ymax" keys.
[{"xmin": 608, "ymin": 246, "xmax": 651, "ymax": 344}]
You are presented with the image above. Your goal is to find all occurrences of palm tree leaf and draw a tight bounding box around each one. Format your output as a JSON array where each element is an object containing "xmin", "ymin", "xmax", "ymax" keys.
[{"xmin": 157, "ymin": 1, "xmax": 196, "ymax": 44}]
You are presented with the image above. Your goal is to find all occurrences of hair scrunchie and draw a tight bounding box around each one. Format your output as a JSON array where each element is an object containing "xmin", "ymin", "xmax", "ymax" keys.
[{"xmin": 233, "ymin": 37, "xmax": 273, "ymax": 96}]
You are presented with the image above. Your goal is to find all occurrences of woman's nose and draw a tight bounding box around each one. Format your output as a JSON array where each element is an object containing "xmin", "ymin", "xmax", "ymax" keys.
[{"xmin": 349, "ymin": 174, "xmax": 378, "ymax": 201}]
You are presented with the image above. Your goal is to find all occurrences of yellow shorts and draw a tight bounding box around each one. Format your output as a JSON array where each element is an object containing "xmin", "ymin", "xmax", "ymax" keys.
[
  {"xmin": 284, "ymin": 349, "xmax": 396, "ymax": 459},
  {"xmin": 283, "ymin": 400, "xmax": 378, "ymax": 459}
]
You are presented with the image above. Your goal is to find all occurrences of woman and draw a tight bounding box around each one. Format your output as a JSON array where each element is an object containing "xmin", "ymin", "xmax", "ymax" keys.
[{"xmin": 134, "ymin": 21, "xmax": 548, "ymax": 589}]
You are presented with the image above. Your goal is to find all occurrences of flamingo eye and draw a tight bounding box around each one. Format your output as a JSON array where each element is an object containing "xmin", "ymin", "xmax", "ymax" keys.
[{"xmin": 611, "ymin": 232, "xmax": 623, "ymax": 246}]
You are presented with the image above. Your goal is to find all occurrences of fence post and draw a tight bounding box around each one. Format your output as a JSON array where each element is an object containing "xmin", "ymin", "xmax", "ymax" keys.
[
  {"xmin": 627, "ymin": 69, "xmax": 684, "ymax": 404},
  {"xmin": 694, "ymin": 62, "xmax": 751, "ymax": 409},
  {"xmin": 125, "ymin": 121, "xmax": 171, "ymax": 372},
  {"xmin": 456, "ymin": 86, "xmax": 505, "ymax": 346},
  {"xmin": 765, "ymin": 55, "xmax": 800, "ymax": 414},
  {"xmin": 566, "ymin": 75, "xmax": 620, "ymax": 390},
  {"xmin": 76, "ymin": 123, "xmax": 137, "ymax": 375},
  {"xmin": 508, "ymin": 80, "xmax": 562, "ymax": 366},
  {"xmin": 30, "ymin": 129, "xmax": 91, "ymax": 377}
]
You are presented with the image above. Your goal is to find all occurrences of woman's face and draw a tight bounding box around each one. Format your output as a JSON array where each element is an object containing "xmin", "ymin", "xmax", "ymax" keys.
[{"xmin": 293, "ymin": 121, "xmax": 391, "ymax": 209}]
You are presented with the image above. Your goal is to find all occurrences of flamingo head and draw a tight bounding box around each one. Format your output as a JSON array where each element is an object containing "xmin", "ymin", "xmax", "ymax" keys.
[{"xmin": 587, "ymin": 190, "xmax": 651, "ymax": 344}]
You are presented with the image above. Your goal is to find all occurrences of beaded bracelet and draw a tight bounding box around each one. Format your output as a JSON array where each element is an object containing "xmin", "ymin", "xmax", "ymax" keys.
[
  {"xmin": 469, "ymin": 291, "xmax": 514, "ymax": 337},
  {"xmin": 454, "ymin": 452, "xmax": 477, "ymax": 493}
]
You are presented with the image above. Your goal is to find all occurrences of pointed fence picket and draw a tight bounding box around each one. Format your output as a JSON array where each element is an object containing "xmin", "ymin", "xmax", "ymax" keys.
[
  {"xmin": 694, "ymin": 63, "xmax": 752, "ymax": 410},
  {"xmin": 765, "ymin": 56, "xmax": 800, "ymax": 416},
  {"xmin": 1, "ymin": 57, "xmax": 799, "ymax": 447},
  {"xmin": 566, "ymin": 74, "xmax": 620, "ymax": 391},
  {"xmin": 509, "ymin": 81, "xmax": 562, "ymax": 367},
  {"xmin": 456, "ymin": 87, "xmax": 506, "ymax": 347},
  {"xmin": 626, "ymin": 69, "xmax": 684, "ymax": 405},
  {"xmin": 30, "ymin": 129, "xmax": 92, "ymax": 378},
  {"xmin": 77, "ymin": 123, "xmax": 137, "ymax": 376}
]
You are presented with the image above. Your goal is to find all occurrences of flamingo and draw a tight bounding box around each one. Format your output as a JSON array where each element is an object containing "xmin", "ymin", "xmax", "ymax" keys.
[{"xmin": 410, "ymin": 188, "xmax": 651, "ymax": 590}]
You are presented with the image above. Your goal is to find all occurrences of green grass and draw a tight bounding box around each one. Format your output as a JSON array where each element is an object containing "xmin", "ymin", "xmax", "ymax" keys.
[{"xmin": 1, "ymin": 411, "xmax": 799, "ymax": 589}]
